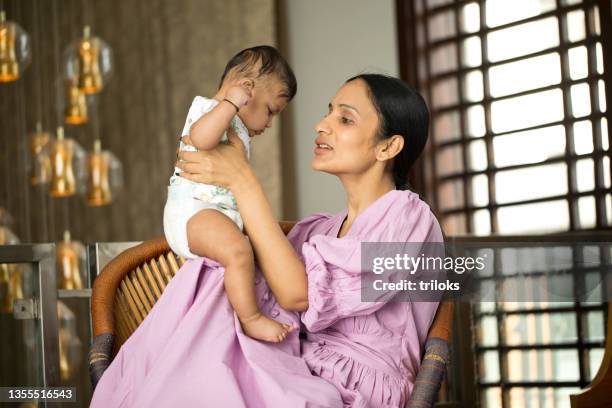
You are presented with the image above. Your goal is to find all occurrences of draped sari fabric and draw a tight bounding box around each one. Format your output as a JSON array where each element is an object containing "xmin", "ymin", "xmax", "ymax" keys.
[{"xmin": 90, "ymin": 190, "xmax": 443, "ymax": 407}]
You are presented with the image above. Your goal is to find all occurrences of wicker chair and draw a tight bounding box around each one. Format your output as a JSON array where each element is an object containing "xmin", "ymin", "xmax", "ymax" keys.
[{"xmin": 89, "ymin": 225, "xmax": 454, "ymax": 407}]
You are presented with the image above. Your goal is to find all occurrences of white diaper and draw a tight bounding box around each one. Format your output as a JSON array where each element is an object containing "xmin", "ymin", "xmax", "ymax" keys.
[
  {"xmin": 163, "ymin": 181, "xmax": 243, "ymax": 259},
  {"xmin": 164, "ymin": 96, "xmax": 251, "ymax": 259}
]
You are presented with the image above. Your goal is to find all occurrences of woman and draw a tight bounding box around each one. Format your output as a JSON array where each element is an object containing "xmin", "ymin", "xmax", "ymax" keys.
[{"xmin": 90, "ymin": 74, "xmax": 443, "ymax": 408}]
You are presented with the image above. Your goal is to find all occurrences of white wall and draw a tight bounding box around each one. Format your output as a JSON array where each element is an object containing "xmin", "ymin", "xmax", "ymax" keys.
[{"xmin": 280, "ymin": 0, "xmax": 399, "ymax": 218}]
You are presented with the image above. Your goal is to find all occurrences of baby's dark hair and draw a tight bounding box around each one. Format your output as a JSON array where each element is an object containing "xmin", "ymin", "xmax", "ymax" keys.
[{"xmin": 219, "ymin": 45, "xmax": 297, "ymax": 100}]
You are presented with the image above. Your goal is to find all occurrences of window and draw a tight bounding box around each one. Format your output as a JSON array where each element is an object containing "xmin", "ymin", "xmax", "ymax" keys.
[
  {"xmin": 399, "ymin": 0, "xmax": 611, "ymax": 236},
  {"xmin": 397, "ymin": 0, "xmax": 612, "ymax": 407}
]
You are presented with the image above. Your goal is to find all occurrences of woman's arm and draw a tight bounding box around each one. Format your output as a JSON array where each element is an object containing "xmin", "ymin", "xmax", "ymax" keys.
[
  {"xmin": 176, "ymin": 132, "xmax": 309, "ymax": 311},
  {"xmin": 234, "ymin": 173, "xmax": 309, "ymax": 311}
]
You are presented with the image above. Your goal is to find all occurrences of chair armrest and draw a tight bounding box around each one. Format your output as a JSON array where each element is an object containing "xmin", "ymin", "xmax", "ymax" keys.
[
  {"xmin": 91, "ymin": 235, "xmax": 169, "ymax": 337},
  {"xmin": 89, "ymin": 236, "xmax": 169, "ymax": 390},
  {"xmin": 407, "ymin": 337, "xmax": 451, "ymax": 408},
  {"xmin": 89, "ymin": 333, "xmax": 115, "ymax": 390},
  {"xmin": 407, "ymin": 301, "xmax": 454, "ymax": 407}
]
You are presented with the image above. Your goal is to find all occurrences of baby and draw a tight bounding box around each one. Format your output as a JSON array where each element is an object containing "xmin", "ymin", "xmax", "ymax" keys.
[{"xmin": 163, "ymin": 46, "xmax": 297, "ymax": 342}]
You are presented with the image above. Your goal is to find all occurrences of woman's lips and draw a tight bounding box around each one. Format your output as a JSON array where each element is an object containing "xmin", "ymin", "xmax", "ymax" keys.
[{"xmin": 314, "ymin": 143, "xmax": 333, "ymax": 155}]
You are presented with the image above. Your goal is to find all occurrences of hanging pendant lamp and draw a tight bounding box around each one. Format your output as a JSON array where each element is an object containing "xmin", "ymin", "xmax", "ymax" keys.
[
  {"xmin": 56, "ymin": 230, "xmax": 85, "ymax": 290},
  {"xmin": 29, "ymin": 122, "xmax": 53, "ymax": 185},
  {"xmin": 86, "ymin": 140, "xmax": 123, "ymax": 206},
  {"xmin": 57, "ymin": 301, "xmax": 82, "ymax": 380},
  {"xmin": 0, "ymin": 209, "xmax": 23, "ymax": 313},
  {"xmin": 48, "ymin": 127, "xmax": 87, "ymax": 197},
  {"xmin": 0, "ymin": 10, "xmax": 31, "ymax": 82},
  {"xmin": 63, "ymin": 26, "xmax": 112, "ymax": 94},
  {"xmin": 49, "ymin": 127, "xmax": 76, "ymax": 197},
  {"xmin": 87, "ymin": 139, "xmax": 111, "ymax": 206},
  {"xmin": 64, "ymin": 79, "xmax": 88, "ymax": 125}
]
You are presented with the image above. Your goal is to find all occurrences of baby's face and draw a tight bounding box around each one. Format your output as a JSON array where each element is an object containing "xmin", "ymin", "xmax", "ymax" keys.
[{"xmin": 238, "ymin": 77, "xmax": 289, "ymax": 137}]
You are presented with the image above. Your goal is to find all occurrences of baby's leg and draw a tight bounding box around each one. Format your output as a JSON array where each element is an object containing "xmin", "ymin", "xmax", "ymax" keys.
[{"xmin": 187, "ymin": 209, "xmax": 293, "ymax": 342}]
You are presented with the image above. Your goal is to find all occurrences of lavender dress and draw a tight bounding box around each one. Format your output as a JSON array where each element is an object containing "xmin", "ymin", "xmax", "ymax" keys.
[{"xmin": 90, "ymin": 190, "xmax": 442, "ymax": 408}]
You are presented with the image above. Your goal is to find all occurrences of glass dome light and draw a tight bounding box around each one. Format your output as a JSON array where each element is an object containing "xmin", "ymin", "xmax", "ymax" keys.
[
  {"xmin": 29, "ymin": 122, "xmax": 54, "ymax": 185},
  {"xmin": 0, "ymin": 209, "xmax": 23, "ymax": 314},
  {"xmin": 64, "ymin": 78, "xmax": 88, "ymax": 125},
  {"xmin": 87, "ymin": 139, "xmax": 111, "ymax": 206},
  {"xmin": 58, "ymin": 300, "xmax": 83, "ymax": 381},
  {"xmin": 49, "ymin": 126, "xmax": 86, "ymax": 197},
  {"xmin": 87, "ymin": 139, "xmax": 123, "ymax": 206},
  {"xmin": 56, "ymin": 230, "xmax": 86, "ymax": 290},
  {"xmin": 0, "ymin": 11, "xmax": 31, "ymax": 82},
  {"xmin": 63, "ymin": 25, "xmax": 112, "ymax": 94}
]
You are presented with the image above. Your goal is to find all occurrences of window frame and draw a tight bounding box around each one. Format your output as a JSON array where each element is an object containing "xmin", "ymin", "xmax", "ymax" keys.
[
  {"xmin": 398, "ymin": 0, "xmax": 612, "ymax": 235},
  {"xmin": 396, "ymin": 1, "xmax": 612, "ymax": 407}
]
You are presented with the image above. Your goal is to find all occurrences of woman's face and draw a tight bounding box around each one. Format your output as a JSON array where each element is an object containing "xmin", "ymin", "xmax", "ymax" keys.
[{"xmin": 312, "ymin": 79, "xmax": 381, "ymax": 176}]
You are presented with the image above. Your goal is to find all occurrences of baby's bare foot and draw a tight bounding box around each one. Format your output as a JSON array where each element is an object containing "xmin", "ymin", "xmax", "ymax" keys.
[{"xmin": 240, "ymin": 312, "xmax": 294, "ymax": 343}]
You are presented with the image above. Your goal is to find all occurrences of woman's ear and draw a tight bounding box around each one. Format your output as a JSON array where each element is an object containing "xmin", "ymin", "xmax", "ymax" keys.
[{"xmin": 376, "ymin": 135, "xmax": 404, "ymax": 162}]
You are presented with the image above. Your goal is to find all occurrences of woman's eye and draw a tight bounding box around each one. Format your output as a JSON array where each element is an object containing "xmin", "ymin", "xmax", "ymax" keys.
[{"xmin": 341, "ymin": 116, "xmax": 353, "ymax": 124}]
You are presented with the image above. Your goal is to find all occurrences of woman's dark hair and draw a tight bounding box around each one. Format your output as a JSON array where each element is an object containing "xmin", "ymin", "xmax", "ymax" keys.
[
  {"xmin": 219, "ymin": 45, "xmax": 297, "ymax": 100},
  {"xmin": 346, "ymin": 74, "xmax": 429, "ymax": 190}
]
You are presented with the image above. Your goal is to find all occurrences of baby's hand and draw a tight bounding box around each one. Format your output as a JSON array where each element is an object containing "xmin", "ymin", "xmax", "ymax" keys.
[{"xmin": 225, "ymin": 82, "xmax": 253, "ymax": 111}]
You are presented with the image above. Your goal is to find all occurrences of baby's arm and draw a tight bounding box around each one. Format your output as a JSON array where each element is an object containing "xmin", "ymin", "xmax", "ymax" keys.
[
  {"xmin": 188, "ymin": 100, "xmax": 238, "ymax": 151},
  {"xmin": 187, "ymin": 85, "xmax": 251, "ymax": 151}
]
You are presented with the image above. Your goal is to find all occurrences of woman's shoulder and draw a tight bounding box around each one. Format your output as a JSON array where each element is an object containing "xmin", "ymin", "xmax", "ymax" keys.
[
  {"xmin": 290, "ymin": 212, "xmax": 336, "ymax": 235},
  {"xmin": 394, "ymin": 189, "xmax": 437, "ymax": 217},
  {"xmin": 380, "ymin": 190, "xmax": 443, "ymax": 242},
  {"xmin": 287, "ymin": 212, "xmax": 340, "ymax": 250},
  {"xmin": 297, "ymin": 212, "xmax": 335, "ymax": 226}
]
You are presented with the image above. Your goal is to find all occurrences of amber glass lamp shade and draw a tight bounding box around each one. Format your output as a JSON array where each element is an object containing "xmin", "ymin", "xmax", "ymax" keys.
[
  {"xmin": 57, "ymin": 301, "xmax": 82, "ymax": 381},
  {"xmin": 0, "ymin": 11, "xmax": 31, "ymax": 82},
  {"xmin": 29, "ymin": 123, "xmax": 53, "ymax": 185},
  {"xmin": 77, "ymin": 26, "xmax": 101, "ymax": 93},
  {"xmin": 49, "ymin": 127, "xmax": 77, "ymax": 197},
  {"xmin": 0, "ymin": 215, "xmax": 23, "ymax": 313},
  {"xmin": 0, "ymin": 225, "xmax": 18, "ymax": 245},
  {"xmin": 56, "ymin": 230, "xmax": 85, "ymax": 290},
  {"xmin": 63, "ymin": 26, "xmax": 112, "ymax": 94},
  {"xmin": 0, "ymin": 253, "xmax": 23, "ymax": 313},
  {"xmin": 87, "ymin": 139, "xmax": 111, "ymax": 206},
  {"xmin": 64, "ymin": 79, "xmax": 88, "ymax": 125}
]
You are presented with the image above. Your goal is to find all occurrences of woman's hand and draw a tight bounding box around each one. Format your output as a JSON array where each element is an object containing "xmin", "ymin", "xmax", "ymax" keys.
[
  {"xmin": 178, "ymin": 129, "xmax": 309, "ymax": 310},
  {"xmin": 175, "ymin": 128, "xmax": 250, "ymax": 191}
]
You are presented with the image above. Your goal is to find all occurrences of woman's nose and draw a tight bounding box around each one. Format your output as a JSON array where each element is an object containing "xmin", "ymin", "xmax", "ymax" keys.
[{"xmin": 315, "ymin": 117, "xmax": 330, "ymax": 134}]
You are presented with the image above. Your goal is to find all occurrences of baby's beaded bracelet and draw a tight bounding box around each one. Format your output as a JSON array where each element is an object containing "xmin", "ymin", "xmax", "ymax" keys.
[{"xmin": 223, "ymin": 98, "xmax": 240, "ymax": 113}]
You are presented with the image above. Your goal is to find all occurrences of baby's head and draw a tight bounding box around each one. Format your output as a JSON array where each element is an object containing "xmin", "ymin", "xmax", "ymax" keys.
[{"xmin": 219, "ymin": 46, "xmax": 297, "ymax": 136}]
